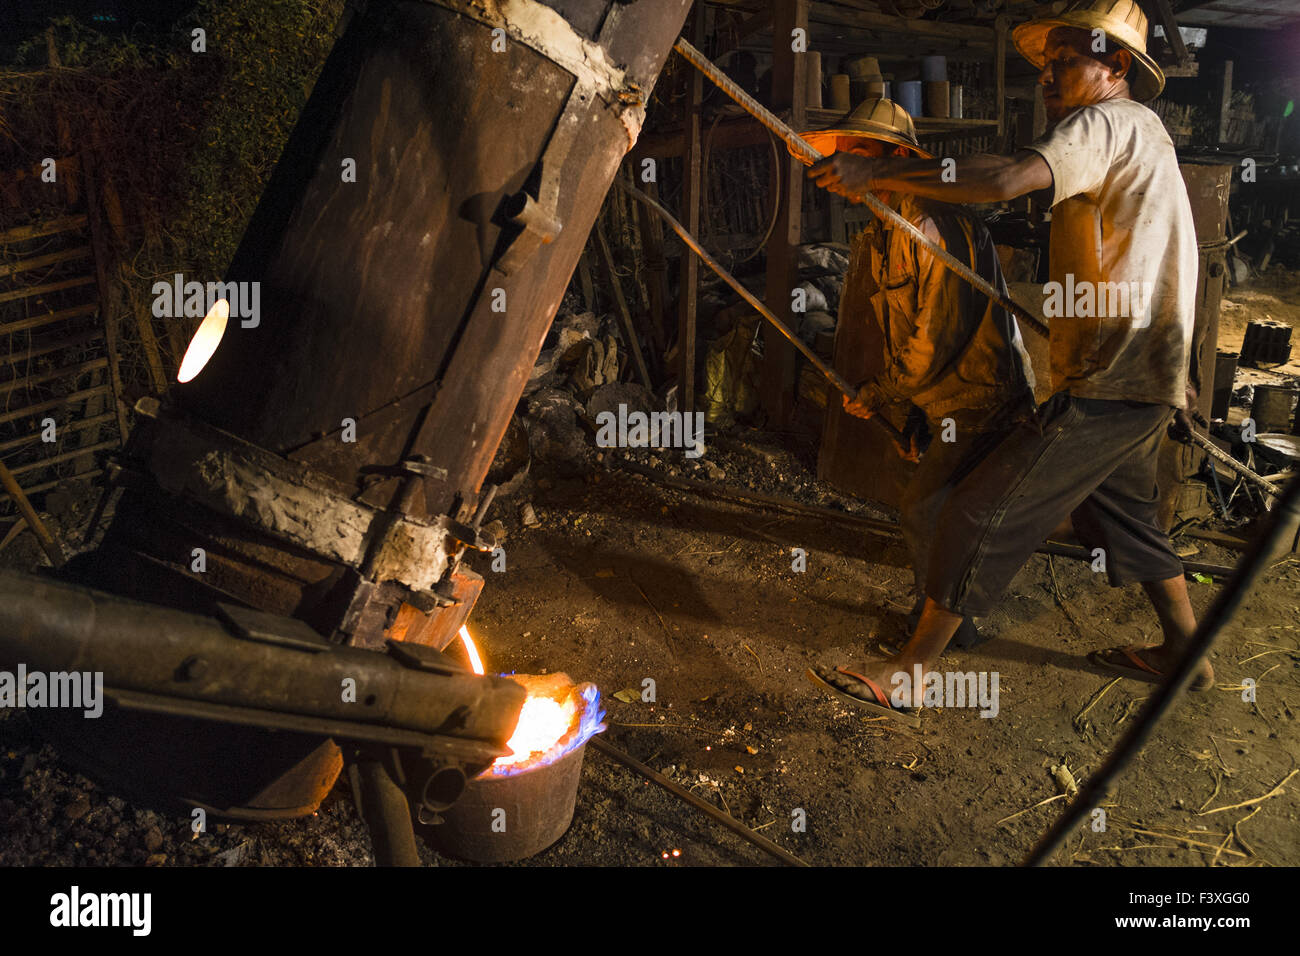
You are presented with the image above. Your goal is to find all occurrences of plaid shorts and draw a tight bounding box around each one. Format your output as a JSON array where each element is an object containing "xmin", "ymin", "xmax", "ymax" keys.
[{"xmin": 927, "ymin": 392, "xmax": 1182, "ymax": 618}]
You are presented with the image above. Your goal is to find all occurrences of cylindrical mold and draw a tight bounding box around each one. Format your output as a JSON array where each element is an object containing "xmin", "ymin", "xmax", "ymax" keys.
[
  {"xmin": 949, "ymin": 83, "xmax": 963, "ymax": 119},
  {"xmin": 429, "ymin": 744, "xmax": 588, "ymax": 862},
  {"xmin": 924, "ymin": 80, "xmax": 950, "ymax": 118},
  {"xmin": 896, "ymin": 80, "xmax": 923, "ymax": 117},
  {"xmin": 829, "ymin": 74, "xmax": 851, "ymax": 112},
  {"xmin": 1253, "ymin": 384, "xmax": 1298, "ymax": 432},
  {"xmin": 920, "ymin": 54, "xmax": 947, "ymax": 82}
]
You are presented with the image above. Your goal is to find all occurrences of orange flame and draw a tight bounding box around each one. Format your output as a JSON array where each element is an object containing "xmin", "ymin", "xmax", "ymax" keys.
[{"xmin": 459, "ymin": 625, "xmax": 485, "ymax": 675}]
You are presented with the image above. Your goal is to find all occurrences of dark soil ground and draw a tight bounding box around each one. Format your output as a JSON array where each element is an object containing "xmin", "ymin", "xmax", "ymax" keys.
[
  {"xmin": 2, "ymin": 423, "xmax": 1297, "ymax": 868},
  {"xmin": 3, "ymin": 269, "xmax": 1299, "ymax": 868}
]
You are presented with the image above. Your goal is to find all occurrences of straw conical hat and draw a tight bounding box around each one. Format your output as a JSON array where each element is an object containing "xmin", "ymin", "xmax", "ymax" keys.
[
  {"xmin": 1013, "ymin": 0, "xmax": 1165, "ymax": 102},
  {"xmin": 797, "ymin": 97, "xmax": 932, "ymax": 159}
]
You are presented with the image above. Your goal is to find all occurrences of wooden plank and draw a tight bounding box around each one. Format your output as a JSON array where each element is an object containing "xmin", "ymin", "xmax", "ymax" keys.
[
  {"xmin": 1217, "ymin": 60, "xmax": 1233, "ymax": 144},
  {"xmin": 596, "ymin": 222, "xmax": 653, "ymax": 389},
  {"xmin": 0, "ymin": 357, "xmax": 108, "ymax": 396},
  {"xmin": 0, "ymin": 246, "xmax": 91, "ymax": 279},
  {"xmin": 2, "ymin": 438, "xmax": 118, "ymax": 479},
  {"xmin": 0, "ymin": 411, "xmax": 117, "ymax": 455},
  {"xmin": 676, "ymin": 1, "xmax": 706, "ymax": 418},
  {"xmin": 1152, "ymin": 0, "xmax": 1189, "ymax": 64},
  {"xmin": 0, "ymin": 274, "xmax": 96, "ymax": 305},
  {"xmin": 0, "ymin": 384, "xmax": 111, "ymax": 426},
  {"xmin": 0, "ymin": 302, "xmax": 98, "ymax": 337},
  {"xmin": 0, "ymin": 215, "xmax": 88, "ymax": 246},
  {"xmin": 0, "ymin": 468, "xmax": 102, "ymax": 506},
  {"xmin": 0, "ymin": 328, "xmax": 102, "ymax": 366},
  {"xmin": 636, "ymin": 177, "xmax": 670, "ymax": 368},
  {"xmin": 996, "ymin": 14, "xmax": 1007, "ymax": 140},
  {"xmin": 805, "ymin": 3, "xmax": 995, "ymax": 43},
  {"xmin": 81, "ymin": 146, "xmax": 132, "ymax": 445},
  {"xmin": 761, "ymin": 0, "xmax": 807, "ymax": 425}
]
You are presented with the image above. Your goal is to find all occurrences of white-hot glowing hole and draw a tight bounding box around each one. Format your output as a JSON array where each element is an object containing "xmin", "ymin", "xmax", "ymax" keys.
[{"xmin": 177, "ymin": 298, "xmax": 229, "ymax": 383}]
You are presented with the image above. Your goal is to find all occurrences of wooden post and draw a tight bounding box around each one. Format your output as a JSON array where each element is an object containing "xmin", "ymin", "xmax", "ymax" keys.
[
  {"xmin": 676, "ymin": 2, "xmax": 706, "ymax": 416},
  {"xmin": 762, "ymin": 0, "xmax": 808, "ymax": 425},
  {"xmin": 1217, "ymin": 60, "xmax": 1234, "ymax": 145},
  {"xmin": 596, "ymin": 223, "xmax": 653, "ymax": 389},
  {"xmin": 995, "ymin": 14, "xmax": 1007, "ymax": 142}
]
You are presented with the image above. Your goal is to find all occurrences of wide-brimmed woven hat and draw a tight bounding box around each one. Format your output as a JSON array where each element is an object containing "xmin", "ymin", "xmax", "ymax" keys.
[
  {"xmin": 796, "ymin": 97, "xmax": 932, "ymax": 159},
  {"xmin": 1013, "ymin": 0, "xmax": 1164, "ymax": 102}
]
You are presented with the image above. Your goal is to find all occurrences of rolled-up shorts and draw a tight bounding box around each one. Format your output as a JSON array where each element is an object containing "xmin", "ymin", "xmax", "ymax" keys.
[{"xmin": 927, "ymin": 391, "xmax": 1182, "ymax": 618}]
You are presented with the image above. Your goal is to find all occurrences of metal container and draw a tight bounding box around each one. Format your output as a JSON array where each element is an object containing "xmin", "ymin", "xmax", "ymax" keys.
[
  {"xmin": 429, "ymin": 743, "xmax": 588, "ymax": 862},
  {"xmin": 1253, "ymin": 384, "xmax": 1298, "ymax": 432},
  {"xmin": 896, "ymin": 80, "xmax": 923, "ymax": 117}
]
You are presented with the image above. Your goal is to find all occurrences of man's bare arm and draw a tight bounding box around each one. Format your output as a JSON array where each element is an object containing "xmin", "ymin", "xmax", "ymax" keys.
[{"xmin": 809, "ymin": 150, "xmax": 1053, "ymax": 204}]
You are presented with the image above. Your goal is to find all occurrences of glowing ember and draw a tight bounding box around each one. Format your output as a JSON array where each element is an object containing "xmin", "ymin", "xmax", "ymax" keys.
[
  {"xmin": 494, "ymin": 694, "xmax": 578, "ymax": 770},
  {"xmin": 459, "ymin": 625, "xmax": 485, "ymax": 675},
  {"xmin": 455, "ymin": 626, "xmax": 606, "ymax": 777}
]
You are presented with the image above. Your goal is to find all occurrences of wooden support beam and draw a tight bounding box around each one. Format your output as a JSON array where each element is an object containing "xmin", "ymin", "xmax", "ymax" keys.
[
  {"xmin": 0, "ymin": 357, "xmax": 108, "ymax": 396},
  {"xmin": 0, "ymin": 411, "xmax": 117, "ymax": 455},
  {"xmin": 0, "ymin": 246, "xmax": 91, "ymax": 279},
  {"xmin": 1, "ymin": 439, "xmax": 118, "ymax": 479},
  {"xmin": 995, "ymin": 14, "xmax": 1008, "ymax": 141},
  {"xmin": 596, "ymin": 222, "xmax": 653, "ymax": 389},
  {"xmin": 0, "ymin": 385, "xmax": 112, "ymax": 426},
  {"xmin": 82, "ymin": 145, "xmax": 131, "ymax": 444},
  {"xmin": 676, "ymin": 2, "xmax": 707, "ymax": 417},
  {"xmin": 0, "ymin": 274, "xmax": 96, "ymax": 305},
  {"xmin": 0, "ymin": 215, "xmax": 87, "ymax": 246},
  {"xmin": 0, "ymin": 302, "xmax": 98, "ymax": 337},
  {"xmin": 0, "ymin": 468, "xmax": 102, "ymax": 507},
  {"xmin": 1151, "ymin": 0, "xmax": 1189, "ymax": 65},
  {"xmin": 635, "ymin": 177, "xmax": 670, "ymax": 370},
  {"xmin": 761, "ymin": 0, "xmax": 807, "ymax": 425},
  {"xmin": 1217, "ymin": 59, "xmax": 1233, "ymax": 145}
]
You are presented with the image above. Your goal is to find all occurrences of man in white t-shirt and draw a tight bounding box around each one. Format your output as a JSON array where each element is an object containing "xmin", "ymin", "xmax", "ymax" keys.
[{"xmin": 806, "ymin": 0, "xmax": 1212, "ymax": 716}]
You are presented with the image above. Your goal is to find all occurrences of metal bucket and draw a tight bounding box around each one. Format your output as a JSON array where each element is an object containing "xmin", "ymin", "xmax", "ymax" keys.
[{"xmin": 428, "ymin": 743, "xmax": 587, "ymax": 862}]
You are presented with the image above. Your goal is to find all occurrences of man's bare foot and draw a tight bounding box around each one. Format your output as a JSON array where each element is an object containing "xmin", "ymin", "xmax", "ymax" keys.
[{"xmin": 1090, "ymin": 644, "xmax": 1214, "ymax": 691}]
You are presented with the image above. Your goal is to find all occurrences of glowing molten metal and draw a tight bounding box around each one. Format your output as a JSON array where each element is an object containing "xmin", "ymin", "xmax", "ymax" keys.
[{"xmin": 456, "ymin": 626, "xmax": 605, "ymax": 778}]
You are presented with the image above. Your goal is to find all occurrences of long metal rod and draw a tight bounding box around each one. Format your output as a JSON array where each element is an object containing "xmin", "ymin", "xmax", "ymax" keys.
[
  {"xmin": 589, "ymin": 736, "xmax": 809, "ymax": 867},
  {"xmin": 617, "ymin": 181, "xmax": 910, "ymax": 449},
  {"xmin": 672, "ymin": 37, "xmax": 1052, "ymax": 341},
  {"xmin": 1197, "ymin": 433, "xmax": 1282, "ymax": 497},
  {"xmin": 672, "ymin": 37, "xmax": 1283, "ymax": 500}
]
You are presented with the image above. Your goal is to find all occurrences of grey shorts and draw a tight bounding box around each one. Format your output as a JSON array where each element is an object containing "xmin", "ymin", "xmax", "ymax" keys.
[{"xmin": 927, "ymin": 392, "xmax": 1182, "ymax": 618}]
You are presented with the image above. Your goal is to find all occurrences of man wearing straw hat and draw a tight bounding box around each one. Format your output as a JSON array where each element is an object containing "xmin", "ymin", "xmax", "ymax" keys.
[
  {"xmin": 807, "ymin": 0, "xmax": 1210, "ymax": 715},
  {"xmin": 799, "ymin": 97, "xmax": 1037, "ymax": 662}
]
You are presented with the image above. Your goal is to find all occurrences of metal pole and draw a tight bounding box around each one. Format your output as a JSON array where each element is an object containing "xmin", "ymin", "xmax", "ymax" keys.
[
  {"xmin": 671, "ymin": 37, "xmax": 1052, "ymax": 342},
  {"xmin": 590, "ymin": 736, "xmax": 809, "ymax": 867},
  {"xmin": 617, "ymin": 181, "xmax": 913, "ymax": 453}
]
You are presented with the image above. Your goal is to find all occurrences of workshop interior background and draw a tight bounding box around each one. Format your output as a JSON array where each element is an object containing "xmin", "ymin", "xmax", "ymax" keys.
[{"xmin": 0, "ymin": 0, "xmax": 1298, "ymax": 867}]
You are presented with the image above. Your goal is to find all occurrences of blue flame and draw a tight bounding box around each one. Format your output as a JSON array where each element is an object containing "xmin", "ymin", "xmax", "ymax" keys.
[{"xmin": 485, "ymin": 682, "xmax": 607, "ymax": 779}]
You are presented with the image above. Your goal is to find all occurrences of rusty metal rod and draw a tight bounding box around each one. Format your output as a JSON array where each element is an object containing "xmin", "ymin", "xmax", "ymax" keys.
[
  {"xmin": 589, "ymin": 736, "xmax": 809, "ymax": 867},
  {"xmin": 671, "ymin": 37, "xmax": 1052, "ymax": 343},
  {"xmin": 617, "ymin": 181, "xmax": 912, "ymax": 452},
  {"xmin": 0, "ymin": 459, "xmax": 64, "ymax": 567},
  {"xmin": 1196, "ymin": 433, "xmax": 1282, "ymax": 498}
]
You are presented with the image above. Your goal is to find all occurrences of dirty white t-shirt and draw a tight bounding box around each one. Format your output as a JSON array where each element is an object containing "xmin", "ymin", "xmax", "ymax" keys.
[{"xmin": 1027, "ymin": 97, "xmax": 1197, "ymax": 407}]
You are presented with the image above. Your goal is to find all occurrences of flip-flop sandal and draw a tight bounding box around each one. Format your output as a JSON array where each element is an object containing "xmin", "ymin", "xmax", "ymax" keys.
[
  {"xmin": 806, "ymin": 665, "xmax": 921, "ymax": 727},
  {"xmin": 1088, "ymin": 645, "xmax": 1212, "ymax": 691}
]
